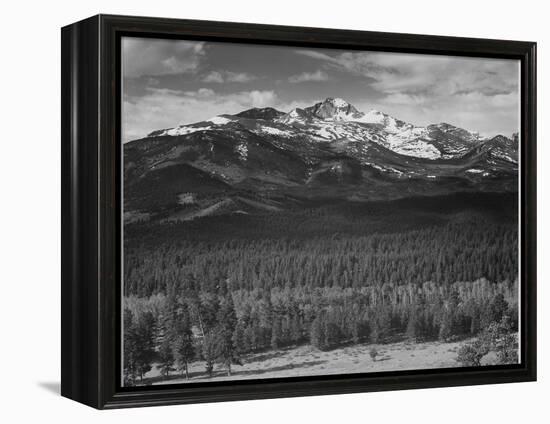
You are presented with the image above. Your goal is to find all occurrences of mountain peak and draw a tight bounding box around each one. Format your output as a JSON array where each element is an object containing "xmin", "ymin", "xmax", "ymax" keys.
[
  {"xmin": 427, "ymin": 122, "xmax": 482, "ymax": 144},
  {"xmin": 490, "ymin": 134, "xmax": 512, "ymax": 143},
  {"xmin": 434, "ymin": 122, "xmax": 454, "ymax": 129},
  {"xmin": 305, "ymin": 97, "xmax": 362, "ymax": 121},
  {"xmin": 235, "ymin": 107, "xmax": 285, "ymax": 120},
  {"xmin": 277, "ymin": 107, "xmax": 313, "ymax": 124},
  {"xmin": 325, "ymin": 97, "xmax": 351, "ymax": 108}
]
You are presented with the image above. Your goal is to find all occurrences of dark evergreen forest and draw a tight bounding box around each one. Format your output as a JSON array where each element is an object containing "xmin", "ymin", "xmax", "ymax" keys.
[{"xmin": 123, "ymin": 192, "xmax": 519, "ymax": 385}]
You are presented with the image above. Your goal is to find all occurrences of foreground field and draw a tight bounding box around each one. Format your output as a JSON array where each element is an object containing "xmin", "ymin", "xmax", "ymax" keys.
[{"xmin": 143, "ymin": 338, "xmax": 476, "ymax": 385}]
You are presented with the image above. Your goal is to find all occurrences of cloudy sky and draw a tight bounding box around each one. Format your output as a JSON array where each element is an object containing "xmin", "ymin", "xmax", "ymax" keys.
[{"xmin": 122, "ymin": 37, "xmax": 520, "ymax": 142}]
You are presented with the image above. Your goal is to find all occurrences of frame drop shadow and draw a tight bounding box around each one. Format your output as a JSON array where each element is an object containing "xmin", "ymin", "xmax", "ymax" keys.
[{"xmin": 38, "ymin": 381, "xmax": 60, "ymax": 395}]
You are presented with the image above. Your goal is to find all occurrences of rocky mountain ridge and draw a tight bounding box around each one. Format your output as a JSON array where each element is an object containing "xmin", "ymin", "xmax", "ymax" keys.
[{"xmin": 124, "ymin": 98, "xmax": 518, "ymax": 223}]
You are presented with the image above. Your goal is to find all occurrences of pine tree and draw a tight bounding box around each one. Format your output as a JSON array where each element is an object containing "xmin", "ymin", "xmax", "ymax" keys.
[
  {"xmin": 324, "ymin": 319, "xmax": 341, "ymax": 349},
  {"xmin": 439, "ymin": 310, "xmax": 453, "ymax": 342},
  {"xmin": 488, "ymin": 293, "xmax": 508, "ymax": 325},
  {"xmin": 199, "ymin": 292, "xmax": 219, "ymax": 333},
  {"xmin": 406, "ymin": 306, "xmax": 419, "ymax": 342},
  {"xmin": 173, "ymin": 334, "xmax": 195, "ymax": 379},
  {"xmin": 244, "ymin": 324, "xmax": 257, "ymax": 352},
  {"xmin": 290, "ymin": 314, "xmax": 302, "ymax": 345},
  {"xmin": 310, "ymin": 313, "xmax": 327, "ymax": 350},
  {"xmin": 232, "ymin": 321, "xmax": 247, "ymax": 355},
  {"xmin": 157, "ymin": 337, "xmax": 174, "ymax": 377},
  {"xmin": 123, "ymin": 309, "xmax": 138, "ymax": 386},
  {"xmin": 216, "ymin": 295, "xmax": 241, "ymax": 376},
  {"xmin": 137, "ymin": 311, "xmax": 156, "ymax": 381},
  {"xmin": 372, "ymin": 307, "xmax": 392, "ymax": 343},
  {"xmin": 201, "ymin": 330, "xmax": 221, "ymax": 377},
  {"xmin": 172, "ymin": 304, "xmax": 195, "ymax": 379},
  {"xmin": 271, "ymin": 317, "xmax": 282, "ymax": 350}
]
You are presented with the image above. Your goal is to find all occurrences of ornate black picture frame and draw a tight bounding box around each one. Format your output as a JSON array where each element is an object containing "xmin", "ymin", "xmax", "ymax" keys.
[{"xmin": 61, "ymin": 14, "xmax": 536, "ymax": 409}]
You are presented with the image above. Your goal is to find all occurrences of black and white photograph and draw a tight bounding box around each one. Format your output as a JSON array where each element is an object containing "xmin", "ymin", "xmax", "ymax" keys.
[{"xmin": 122, "ymin": 37, "xmax": 520, "ymax": 387}]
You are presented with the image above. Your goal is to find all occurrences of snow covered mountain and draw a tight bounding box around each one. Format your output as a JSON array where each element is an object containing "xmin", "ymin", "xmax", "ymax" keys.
[
  {"xmin": 124, "ymin": 98, "xmax": 518, "ymax": 222},
  {"xmin": 273, "ymin": 98, "xmax": 486, "ymax": 160}
]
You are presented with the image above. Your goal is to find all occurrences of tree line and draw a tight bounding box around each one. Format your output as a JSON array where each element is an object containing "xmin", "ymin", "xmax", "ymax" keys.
[
  {"xmin": 124, "ymin": 278, "xmax": 518, "ymax": 385},
  {"xmin": 124, "ymin": 219, "xmax": 517, "ymax": 297}
]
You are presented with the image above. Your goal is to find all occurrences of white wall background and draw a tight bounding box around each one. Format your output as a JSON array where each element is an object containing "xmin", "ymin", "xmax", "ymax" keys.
[{"xmin": 0, "ymin": 0, "xmax": 546, "ymax": 421}]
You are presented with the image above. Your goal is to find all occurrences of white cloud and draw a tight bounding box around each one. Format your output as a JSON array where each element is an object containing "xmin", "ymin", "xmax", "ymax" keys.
[
  {"xmin": 296, "ymin": 50, "xmax": 335, "ymax": 62},
  {"xmin": 226, "ymin": 72, "xmax": 256, "ymax": 83},
  {"xmin": 201, "ymin": 71, "xmax": 224, "ymax": 83},
  {"xmin": 288, "ymin": 70, "xmax": 329, "ymax": 83},
  {"xmin": 296, "ymin": 49, "xmax": 518, "ymax": 98},
  {"xmin": 358, "ymin": 87, "xmax": 519, "ymax": 137},
  {"xmin": 382, "ymin": 93, "xmax": 428, "ymax": 105},
  {"xmin": 201, "ymin": 70, "xmax": 257, "ymax": 83},
  {"xmin": 183, "ymin": 88, "xmax": 216, "ymax": 98},
  {"xmin": 247, "ymin": 90, "xmax": 277, "ymax": 105},
  {"xmin": 297, "ymin": 49, "xmax": 520, "ymax": 136},
  {"xmin": 122, "ymin": 37, "xmax": 205, "ymax": 78}
]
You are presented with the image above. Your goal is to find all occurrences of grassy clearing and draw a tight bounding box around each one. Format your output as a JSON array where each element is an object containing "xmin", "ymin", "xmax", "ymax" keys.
[{"xmin": 141, "ymin": 338, "xmax": 471, "ymax": 386}]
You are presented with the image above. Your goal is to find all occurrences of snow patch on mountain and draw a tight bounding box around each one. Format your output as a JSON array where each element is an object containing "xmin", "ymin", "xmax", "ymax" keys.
[
  {"xmin": 177, "ymin": 193, "xmax": 196, "ymax": 205},
  {"xmin": 304, "ymin": 121, "xmax": 373, "ymax": 142},
  {"xmin": 257, "ymin": 126, "xmax": 293, "ymax": 137},
  {"xmin": 313, "ymin": 124, "xmax": 338, "ymax": 139},
  {"xmin": 355, "ymin": 110, "xmax": 387, "ymax": 125},
  {"xmin": 367, "ymin": 162, "xmax": 405, "ymax": 176},
  {"xmin": 330, "ymin": 109, "xmax": 357, "ymax": 121},
  {"xmin": 160, "ymin": 125, "xmax": 212, "ymax": 136},
  {"xmin": 466, "ymin": 169, "xmax": 491, "ymax": 177},
  {"xmin": 206, "ymin": 116, "xmax": 232, "ymax": 125},
  {"xmin": 492, "ymin": 152, "xmax": 517, "ymax": 163},
  {"xmin": 235, "ymin": 143, "xmax": 248, "ymax": 160},
  {"xmin": 385, "ymin": 135, "xmax": 441, "ymax": 159}
]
